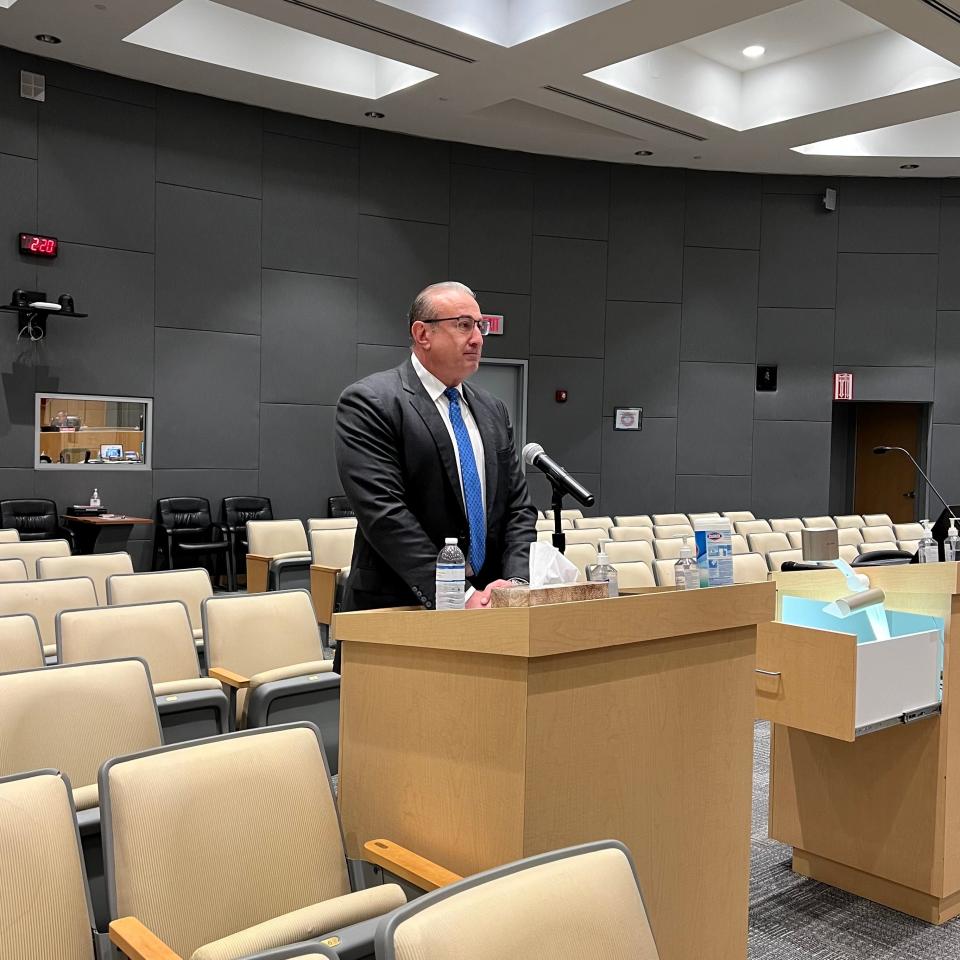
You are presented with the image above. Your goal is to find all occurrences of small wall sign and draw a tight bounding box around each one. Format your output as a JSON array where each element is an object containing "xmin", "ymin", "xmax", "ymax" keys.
[
  {"xmin": 614, "ymin": 407, "xmax": 642, "ymax": 431},
  {"xmin": 834, "ymin": 372, "xmax": 854, "ymax": 401},
  {"xmin": 481, "ymin": 313, "xmax": 504, "ymax": 335}
]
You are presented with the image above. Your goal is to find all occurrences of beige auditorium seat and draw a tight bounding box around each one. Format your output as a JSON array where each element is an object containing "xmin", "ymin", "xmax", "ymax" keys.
[
  {"xmin": 802, "ymin": 516, "xmax": 836, "ymax": 528},
  {"xmin": 606, "ymin": 540, "xmax": 655, "ymax": 566},
  {"xmin": 559, "ymin": 509, "xmax": 583, "ymax": 521},
  {"xmin": 653, "ymin": 523, "xmax": 694, "ymax": 540},
  {"xmin": 203, "ymin": 590, "xmax": 339, "ymax": 772},
  {"xmin": 748, "ymin": 532, "xmax": 791, "ymax": 555},
  {"xmin": 563, "ymin": 542, "xmax": 597, "ymax": 580},
  {"xmin": 727, "ymin": 534, "xmax": 746, "ymax": 555},
  {"xmin": 309, "ymin": 527, "xmax": 357, "ymax": 640},
  {"xmin": 839, "ymin": 544, "xmax": 859, "ymax": 563},
  {"xmin": 652, "ymin": 513, "xmax": 688, "ymax": 526},
  {"xmin": 377, "ymin": 841, "xmax": 659, "ymax": 960},
  {"xmin": 573, "ymin": 516, "xmax": 613, "ymax": 531},
  {"xmin": 0, "ymin": 528, "xmax": 20, "ymax": 542},
  {"xmin": 0, "ymin": 576, "xmax": 98, "ymax": 661},
  {"xmin": 894, "ymin": 522, "xmax": 926, "ymax": 541},
  {"xmin": 0, "ymin": 538, "xmax": 71, "ymax": 578},
  {"xmin": 37, "ymin": 551, "xmax": 133, "ymax": 604},
  {"xmin": 609, "ymin": 526, "xmax": 655, "ymax": 543},
  {"xmin": 734, "ymin": 519, "xmax": 771, "ymax": 537},
  {"xmin": 614, "ymin": 515, "xmax": 653, "ymax": 527},
  {"xmin": 767, "ymin": 549, "xmax": 804, "ymax": 571},
  {"xmin": 861, "ymin": 525, "xmax": 896, "ymax": 543},
  {"xmin": 838, "ymin": 527, "xmax": 864, "ymax": 546},
  {"xmin": 57, "ymin": 601, "xmax": 229, "ymax": 743},
  {"xmin": 862, "ymin": 513, "xmax": 893, "ymax": 527},
  {"xmin": 535, "ymin": 517, "xmax": 573, "ymax": 531},
  {"xmin": 0, "ymin": 612, "xmax": 44, "ymax": 672},
  {"xmin": 0, "ymin": 557, "xmax": 27, "ymax": 581},
  {"xmin": 687, "ymin": 512, "xmax": 721, "ymax": 522},
  {"xmin": 653, "ymin": 538, "xmax": 691, "ymax": 560},
  {"xmin": 834, "ymin": 515, "xmax": 865, "ymax": 529},
  {"xmin": 307, "ymin": 517, "xmax": 358, "ymax": 532},
  {"xmin": 247, "ymin": 519, "xmax": 312, "ymax": 591},
  {"xmin": 563, "ymin": 528, "xmax": 603, "ymax": 547},
  {"xmin": 899, "ymin": 540, "xmax": 920, "ymax": 555},
  {"xmin": 769, "ymin": 518, "xmax": 803, "ymax": 533},
  {"xmin": 858, "ymin": 541, "xmax": 898, "ymax": 554},
  {"xmin": 107, "ymin": 567, "xmax": 213, "ymax": 650},
  {"xmin": 653, "ymin": 558, "xmax": 682, "ymax": 586},
  {"xmin": 732, "ymin": 553, "xmax": 769, "ymax": 583},
  {"xmin": 102, "ymin": 725, "xmax": 407, "ymax": 960},
  {"xmin": 721, "ymin": 511, "xmax": 754, "ymax": 522},
  {"xmin": 613, "ymin": 561, "xmax": 656, "ymax": 589}
]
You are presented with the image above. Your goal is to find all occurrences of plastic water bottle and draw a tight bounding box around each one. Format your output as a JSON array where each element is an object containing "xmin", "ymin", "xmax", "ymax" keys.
[
  {"xmin": 435, "ymin": 537, "xmax": 466, "ymax": 610},
  {"xmin": 89, "ymin": 488, "xmax": 101, "ymax": 509},
  {"xmin": 945, "ymin": 523, "xmax": 960, "ymax": 562},
  {"xmin": 674, "ymin": 540, "xmax": 700, "ymax": 590},
  {"xmin": 586, "ymin": 539, "xmax": 619, "ymax": 598},
  {"xmin": 918, "ymin": 520, "xmax": 939, "ymax": 563}
]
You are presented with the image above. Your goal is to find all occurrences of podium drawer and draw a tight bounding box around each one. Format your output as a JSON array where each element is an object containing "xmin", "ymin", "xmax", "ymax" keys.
[{"xmin": 755, "ymin": 621, "xmax": 940, "ymax": 741}]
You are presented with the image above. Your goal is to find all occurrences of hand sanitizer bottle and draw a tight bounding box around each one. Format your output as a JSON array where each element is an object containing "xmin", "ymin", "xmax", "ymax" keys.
[
  {"xmin": 586, "ymin": 539, "xmax": 619, "ymax": 597},
  {"xmin": 674, "ymin": 540, "xmax": 700, "ymax": 590},
  {"xmin": 89, "ymin": 488, "xmax": 101, "ymax": 509},
  {"xmin": 918, "ymin": 520, "xmax": 939, "ymax": 563},
  {"xmin": 945, "ymin": 523, "xmax": 960, "ymax": 562}
]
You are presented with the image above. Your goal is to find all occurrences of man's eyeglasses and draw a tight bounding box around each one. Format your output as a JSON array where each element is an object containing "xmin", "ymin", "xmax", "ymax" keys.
[{"xmin": 426, "ymin": 316, "xmax": 491, "ymax": 336}]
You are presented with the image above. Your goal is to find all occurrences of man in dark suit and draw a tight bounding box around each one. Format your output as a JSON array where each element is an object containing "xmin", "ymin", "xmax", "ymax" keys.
[{"xmin": 334, "ymin": 281, "xmax": 536, "ymax": 668}]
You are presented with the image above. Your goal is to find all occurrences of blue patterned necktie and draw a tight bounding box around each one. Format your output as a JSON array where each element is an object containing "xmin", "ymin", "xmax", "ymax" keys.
[{"xmin": 444, "ymin": 387, "xmax": 486, "ymax": 574}]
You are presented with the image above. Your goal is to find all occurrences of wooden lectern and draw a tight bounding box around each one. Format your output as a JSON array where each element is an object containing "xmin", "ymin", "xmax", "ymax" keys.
[
  {"xmin": 336, "ymin": 582, "xmax": 775, "ymax": 960},
  {"xmin": 758, "ymin": 563, "xmax": 960, "ymax": 922}
]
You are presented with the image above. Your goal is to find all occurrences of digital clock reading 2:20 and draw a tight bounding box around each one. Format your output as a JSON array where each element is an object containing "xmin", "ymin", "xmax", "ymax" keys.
[{"xmin": 19, "ymin": 233, "xmax": 58, "ymax": 257}]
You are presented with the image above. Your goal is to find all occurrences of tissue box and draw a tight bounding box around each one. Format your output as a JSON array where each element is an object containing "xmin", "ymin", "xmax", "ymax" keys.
[
  {"xmin": 694, "ymin": 518, "xmax": 734, "ymax": 588},
  {"xmin": 489, "ymin": 582, "xmax": 608, "ymax": 607}
]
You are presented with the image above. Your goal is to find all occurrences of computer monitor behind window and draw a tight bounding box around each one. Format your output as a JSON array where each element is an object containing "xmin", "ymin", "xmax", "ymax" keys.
[{"xmin": 100, "ymin": 443, "xmax": 123, "ymax": 460}]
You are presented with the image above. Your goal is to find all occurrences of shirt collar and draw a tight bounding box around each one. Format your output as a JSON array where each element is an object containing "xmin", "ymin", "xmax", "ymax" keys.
[{"xmin": 411, "ymin": 352, "xmax": 464, "ymax": 404}]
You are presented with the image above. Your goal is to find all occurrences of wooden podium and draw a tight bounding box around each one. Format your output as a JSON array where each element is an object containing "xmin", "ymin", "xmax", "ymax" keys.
[
  {"xmin": 336, "ymin": 582, "xmax": 775, "ymax": 960},
  {"xmin": 758, "ymin": 563, "xmax": 960, "ymax": 922}
]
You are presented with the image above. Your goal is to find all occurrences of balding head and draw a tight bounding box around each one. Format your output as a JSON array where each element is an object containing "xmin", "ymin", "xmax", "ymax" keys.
[
  {"xmin": 408, "ymin": 281, "xmax": 477, "ymax": 329},
  {"xmin": 408, "ymin": 281, "xmax": 484, "ymax": 387}
]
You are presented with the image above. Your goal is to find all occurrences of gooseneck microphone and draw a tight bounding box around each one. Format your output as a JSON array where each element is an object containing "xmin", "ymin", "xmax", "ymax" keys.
[
  {"xmin": 522, "ymin": 442, "xmax": 595, "ymax": 507},
  {"xmin": 873, "ymin": 445, "xmax": 958, "ymax": 520}
]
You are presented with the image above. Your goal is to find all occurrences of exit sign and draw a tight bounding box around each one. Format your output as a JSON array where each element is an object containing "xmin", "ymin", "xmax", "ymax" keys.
[
  {"xmin": 834, "ymin": 372, "xmax": 854, "ymax": 401},
  {"xmin": 482, "ymin": 313, "xmax": 504, "ymax": 336}
]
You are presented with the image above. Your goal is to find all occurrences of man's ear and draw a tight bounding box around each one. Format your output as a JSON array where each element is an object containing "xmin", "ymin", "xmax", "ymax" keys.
[{"xmin": 411, "ymin": 321, "xmax": 431, "ymax": 350}]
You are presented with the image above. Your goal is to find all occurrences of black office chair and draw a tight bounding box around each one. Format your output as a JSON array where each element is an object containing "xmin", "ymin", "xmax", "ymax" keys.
[
  {"xmin": 153, "ymin": 497, "xmax": 235, "ymax": 590},
  {"xmin": 779, "ymin": 561, "xmax": 824, "ymax": 572},
  {"xmin": 851, "ymin": 549, "xmax": 914, "ymax": 567},
  {"xmin": 220, "ymin": 495, "xmax": 273, "ymax": 576},
  {"xmin": 0, "ymin": 498, "xmax": 75, "ymax": 549},
  {"xmin": 328, "ymin": 495, "xmax": 355, "ymax": 518}
]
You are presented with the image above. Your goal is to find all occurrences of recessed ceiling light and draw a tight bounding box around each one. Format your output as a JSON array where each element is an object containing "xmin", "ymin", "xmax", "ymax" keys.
[
  {"xmin": 365, "ymin": 111, "xmax": 385, "ymax": 119},
  {"xmin": 742, "ymin": 45, "xmax": 765, "ymax": 59},
  {"xmin": 634, "ymin": 149, "xmax": 653, "ymax": 157},
  {"xmin": 35, "ymin": 34, "xmax": 62, "ymax": 44},
  {"xmin": 900, "ymin": 163, "xmax": 919, "ymax": 169}
]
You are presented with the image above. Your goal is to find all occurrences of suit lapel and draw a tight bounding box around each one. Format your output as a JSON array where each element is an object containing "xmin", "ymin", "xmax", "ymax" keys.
[
  {"xmin": 400, "ymin": 359, "xmax": 466, "ymax": 518},
  {"xmin": 464, "ymin": 383, "xmax": 499, "ymax": 520}
]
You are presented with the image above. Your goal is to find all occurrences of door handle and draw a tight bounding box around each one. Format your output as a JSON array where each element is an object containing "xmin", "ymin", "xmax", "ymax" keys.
[{"xmin": 903, "ymin": 491, "xmax": 916, "ymax": 499}]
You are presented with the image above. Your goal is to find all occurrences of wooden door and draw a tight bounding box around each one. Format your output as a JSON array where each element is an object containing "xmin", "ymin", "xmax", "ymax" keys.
[{"xmin": 853, "ymin": 403, "xmax": 923, "ymax": 523}]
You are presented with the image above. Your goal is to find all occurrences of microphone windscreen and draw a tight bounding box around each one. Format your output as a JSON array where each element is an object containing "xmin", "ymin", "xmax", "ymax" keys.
[
  {"xmin": 873, "ymin": 446, "xmax": 889, "ymax": 455},
  {"xmin": 522, "ymin": 442, "xmax": 544, "ymax": 465}
]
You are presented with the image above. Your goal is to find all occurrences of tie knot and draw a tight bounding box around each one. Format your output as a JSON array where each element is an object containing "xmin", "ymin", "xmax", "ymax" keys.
[{"xmin": 444, "ymin": 387, "xmax": 460, "ymax": 406}]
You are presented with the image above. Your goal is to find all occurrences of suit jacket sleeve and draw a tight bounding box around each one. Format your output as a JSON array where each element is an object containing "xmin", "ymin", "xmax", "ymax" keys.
[
  {"xmin": 335, "ymin": 380, "xmax": 439, "ymax": 606},
  {"xmin": 496, "ymin": 399, "xmax": 537, "ymax": 582}
]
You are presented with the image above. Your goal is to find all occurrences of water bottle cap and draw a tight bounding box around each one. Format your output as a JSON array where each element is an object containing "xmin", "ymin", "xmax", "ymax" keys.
[{"xmin": 444, "ymin": 537, "xmax": 458, "ymax": 545}]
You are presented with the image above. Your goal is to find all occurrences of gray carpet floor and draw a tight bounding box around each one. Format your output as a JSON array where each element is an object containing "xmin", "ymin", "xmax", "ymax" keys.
[{"xmin": 748, "ymin": 721, "xmax": 960, "ymax": 958}]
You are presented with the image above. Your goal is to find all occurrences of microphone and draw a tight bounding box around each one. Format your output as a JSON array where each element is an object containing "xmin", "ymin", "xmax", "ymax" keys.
[
  {"xmin": 873, "ymin": 445, "xmax": 958, "ymax": 521},
  {"xmin": 522, "ymin": 442, "xmax": 595, "ymax": 507}
]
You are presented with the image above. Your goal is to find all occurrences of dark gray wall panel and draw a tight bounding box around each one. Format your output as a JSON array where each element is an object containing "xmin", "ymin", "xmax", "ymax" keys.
[
  {"xmin": 752, "ymin": 420, "xmax": 831, "ymax": 518},
  {"xmin": 530, "ymin": 236, "xmax": 606, "ymax": 357},
  {"xmin": 261, "ymin": 270, "xmax": 357, "ymax": 404},
  {"xmin": 601, "ymin": 417, "xmax": 677, "ymax": 515},
  {"xmin": 450, "ymin": 143, "xmax": 534, "ymax": 173},
  {"xmin": 938, "ymin": 198, "xmax": 960, "ymax": 309},
  {"xmin": 40, "ymin": 57, "xmax": 155, "ymax": 107},
  {"xmin": 936, "ymin": 311, "xmax": 960, "ymax": 423},
  {"xmin": 677, "ymin": 362, "xmax": 755, "ymax": 475},
  {"xmin": 675, "ymin": 474, "xmax": 751, "ymax": 513},
  {"xmin": 259, "ymin": 403, "xmax": 339, "ymax": 520},
  {"xmin": 930, "ymin": 423, "xmax": 960, "ymax": 502},
  {"xmin": 472, "ymin": 291, "xmax": 530, "ymax": 360},
  {"xmin": 154, "ymin": 328, "xmax": 260, "ymax": 469},
  {"xmin": 755, "ymin": 308, "xmax": 834, "ymax": 422},
  {"xmin": 684, "ymin": 171, "xmax": 760, "ymax": 250},
  {"xmin": 360, "ymin": 130, "xmax": 449, "ymax": 224},
  {"xmin": 526, "ymin": 471, "xmax": 600, "ymax": 516},
  {"xmin": 157, "ymin": 90, "xmax": 261, "ymax": 198},
  {"xmin": 603, "ymin": 301, "xmax": 680, "ymax": 418},
  {"xmin": 0, "ymin": 49, "xmax": 38, "ymax": 158},
  {"xmin": 156, "ymin": 184, "xmax": 261, "ymax": 335},
  {"xmin": 35, "ymin": 468, "xmax": 153, "ymax": 519},
  {"xmin": 450, "ymin": 164, "xmax": 533, "ymax": 294},
  {"xmin": 759, "ymin": 194, "xmax": 837, "ymax": 308},
  {"xmin": 680, "ymin": 247, "xmax": 759, "ymax": 363},
  {"xmin": 0, "ymin": 351, "xmax": 36, "ymax": 469},
  {"xmin": 834, "ymin": 365, "xmax": 933, "ymax": 403},
  {"xmin": 358, "ymin": 216, "xmax": 448, "ymax": 346},
  {"xmin": 533, "ymin": 156, "xmax": 609, "ymax": 241},
  {"xmin": 607, "ymin": 166, "xmax": 684, "ymax": 303},
  {"xmin": 356, "ymin": 344, "xmax": 409, "ymax": 379},
  {"xmin": 125, "ymin": 539, "xmax": 152, "ymax": 572},
  {"xmin": 35, "ymin": 243, "xmax": 154, "ymax": 397},
  {"xmin": 0, "ymin": 469, "xmax": 35, "ymax": 499},
  {"xmin": 0, "ymin": 153, "xmax": 38, "ymax": 292},
  {"xmin": 262, "ymin": 133, "xmax": 358, "ymax": 277},
  {"xmin": 152, "ymin": 469, "xmax": 261, "ymax": 514},
  {"xmin": 528, "ymin": 356, "xmax": 602, "ymax": 473},
  {"xmin": 263, "ymin": 110, "xmax": 358, "ymax": 148},
  {"xmin": 38, "ymin": 89, "xmax": 155, "ymax": 252},
  {"xmin": 762, "ymin": 175, "xmax": 838, "ymax": 195},
  {"xmin": 839, "ymin": 178, "xmax": 940, "ymax": 254},
  {"xmin": 835, "ymin": 253, "xmax": 938, "ymax": 366}
]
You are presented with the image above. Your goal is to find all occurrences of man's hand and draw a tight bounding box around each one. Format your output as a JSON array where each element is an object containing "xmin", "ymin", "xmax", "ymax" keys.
[{"xmin": 465, "ymin": 578, "xmax": 514, "ymax": 609}]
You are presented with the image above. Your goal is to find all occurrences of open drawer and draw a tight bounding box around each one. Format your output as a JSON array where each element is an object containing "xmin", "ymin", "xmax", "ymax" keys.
[{"xmin": 756, "ymin": 603, "xmax": 942, "ymax": 741}]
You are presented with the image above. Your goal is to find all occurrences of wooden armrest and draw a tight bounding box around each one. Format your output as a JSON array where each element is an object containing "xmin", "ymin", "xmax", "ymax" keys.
[
  {"xmin": 245, "ymin": 554, "xmax": 271, "ymax": 593},
  {"xmin": 310, "ymin": 564, "xmax": 342, "ymax": 625},
  {"xmin": 364, "ymin": 838, "xmax": 463, "ymax": 891},
  {"xmin": 208, "ymin": 666, "xmax": 250, "ymax": 689},
  {"xmin": 110, "ymin": 916, "xmax": 183, "ymax": 960}
]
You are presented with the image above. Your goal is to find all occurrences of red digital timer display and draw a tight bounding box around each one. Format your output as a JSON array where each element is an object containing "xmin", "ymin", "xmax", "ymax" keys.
[{"xmin": 19, "ymin": 233, "xmax": 58, "ymax": 258}]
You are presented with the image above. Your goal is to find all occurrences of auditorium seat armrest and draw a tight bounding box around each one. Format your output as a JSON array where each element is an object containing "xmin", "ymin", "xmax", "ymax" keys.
[
  {"xmin": 311, "ymin": 564, "xmax": 342, "ymax": 625},
  {"xmin": 110, "ymin": 916, "xmax": 183, "ymax": 960},
  {"xmin": 208, "ymin": 666, "xmax": 250, "ymax": 689},
  {"xmin": 363, "ymin": 838, "xmax": 463, "ymax": 892}
]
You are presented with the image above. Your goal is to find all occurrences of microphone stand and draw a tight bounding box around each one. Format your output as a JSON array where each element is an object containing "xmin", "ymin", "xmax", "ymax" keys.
[{"xmin": 550, "ymin": 485, "xmax": 567, "ymax": 554}]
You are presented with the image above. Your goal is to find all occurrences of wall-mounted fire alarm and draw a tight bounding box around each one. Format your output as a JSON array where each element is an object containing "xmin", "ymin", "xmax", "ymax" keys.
[{"xmin": 555, "ymin": 390, "xmax": 568, "ymax": 403}]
